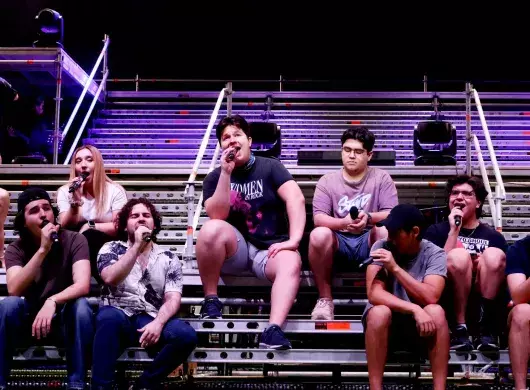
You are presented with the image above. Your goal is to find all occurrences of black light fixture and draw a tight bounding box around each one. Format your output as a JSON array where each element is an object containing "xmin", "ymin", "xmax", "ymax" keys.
[
  {"xmin": 33, "ymin": 9, "xmax": 64, "ymax": 48},
  {"xmin": 413, "ymin": 94, "xmax": 457, "ymax": 166}
]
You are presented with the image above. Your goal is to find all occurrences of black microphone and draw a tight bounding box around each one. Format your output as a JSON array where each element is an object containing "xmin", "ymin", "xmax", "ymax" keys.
[
  {"xmin": 359, "ymin": 241, "xmax": 392, "ymax": 269},
  {"xmin": 454, "ymin": 206, "xmax": 462, "ymax": 227},
  {"xmin": 227, "ymin": 147, "xmax": 241, "ymax": 162},
  {"xmin": 143, "ymin": 232, "xmax": 155, "ymax": 242},
  {"xmin": 40, "ymin": 220, "xmax": 59, "ymax": 243},
  {"xmin": 69, "ymin": 172, "xmax": 89, "ymax": 193},
  {"xmin": 349, "ymin": 206, "xmax": 359, "ymax": 220}
]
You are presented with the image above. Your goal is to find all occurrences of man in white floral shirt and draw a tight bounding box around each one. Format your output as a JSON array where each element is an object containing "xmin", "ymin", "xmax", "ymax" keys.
[{"xmin": 91, "ymin": 198, "xmax": 197, "ymax": 390}]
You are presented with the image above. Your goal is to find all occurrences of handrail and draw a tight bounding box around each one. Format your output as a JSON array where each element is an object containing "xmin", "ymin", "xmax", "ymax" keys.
[
  {"xmin": 63, "ymin": 70, "xmax": 109, "ymax": 164},
  {"xmin": 472, "ymin": 88, "xmax": 506, "ymax": 230},
  {"xmin": 472, "ymin": 135, "xmax": 498, "ymax": 229},
  {"xmin": 183, "ymin": 87, "xmax": 228, "ymax": 259},
  {"xmin": 61, "ymin": 35, "xmax": 109, "ymax": 140}
]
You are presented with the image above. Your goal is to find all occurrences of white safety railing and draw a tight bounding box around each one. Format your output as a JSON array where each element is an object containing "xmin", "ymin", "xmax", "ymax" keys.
[
  {"xmin": 60, "ymin": 35, "xmax": 110, "ymax": 145},
  {"xmin": 182, "ymin": 85, "xmax": 231, "ymax": 260},
  {"xmin": 471, "ymin": 88, "xmax": 506, "ymax": 230}
]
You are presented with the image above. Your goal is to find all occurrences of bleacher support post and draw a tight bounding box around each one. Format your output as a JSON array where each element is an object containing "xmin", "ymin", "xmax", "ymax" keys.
[{"xmin": 465, "ymin": 82, "xmax": 472, "ymax": 175}]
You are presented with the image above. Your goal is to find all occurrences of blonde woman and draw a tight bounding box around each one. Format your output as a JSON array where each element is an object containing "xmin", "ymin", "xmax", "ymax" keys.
[
  {"xmin": 57, "ymin": 145, "xmax": 127, "ymax": 281},
  {"xmin": 0, "ymin": 188, "xmax": 9, "ymax": 267}
]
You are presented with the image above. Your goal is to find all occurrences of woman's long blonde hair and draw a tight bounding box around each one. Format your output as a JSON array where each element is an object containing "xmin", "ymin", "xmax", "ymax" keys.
[{"xmin": 68, "ymin": 145, "xmax": 112, "ymax": 219}]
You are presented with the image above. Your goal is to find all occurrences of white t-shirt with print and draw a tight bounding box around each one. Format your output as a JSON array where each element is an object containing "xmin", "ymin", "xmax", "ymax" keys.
[
  {"xmin": 57, "ymin": 181, "xmax": 127, "ymax": 222},
  {"xmin": 96, "ymin": 241, "xmax": 183, "ymax": 318}
]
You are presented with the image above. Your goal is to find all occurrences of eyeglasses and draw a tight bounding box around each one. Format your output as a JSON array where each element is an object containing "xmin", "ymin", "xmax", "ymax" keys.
[
  {"xmin": 342, "ymin": 147, "xmax": 366, "ymax": 156},
  {"xmin": 450, "ymin": 190, "xmax": 475, "ymax": 198}
]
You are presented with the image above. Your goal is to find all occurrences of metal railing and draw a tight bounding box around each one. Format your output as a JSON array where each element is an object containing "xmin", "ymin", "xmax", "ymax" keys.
[
  {"xmin": 61, "ymin": 34, "xmax": 110, "ymax": 164},
  {"xmin": 182, "ymin": 83, "xmax": 232, "ymax": 261},
  {"xmin": 468, "ymin": 84, "xmax": 506, "ymax": 230}
]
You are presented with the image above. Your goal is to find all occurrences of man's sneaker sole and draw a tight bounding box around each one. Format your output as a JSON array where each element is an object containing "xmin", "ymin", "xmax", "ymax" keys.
[
  {"xmin": 259, "ymin": 342, "xmax": 292, "ymax": 350},
  {"xmin": 199, "ymin": 314, "xmax": 222, "ymax": 319},
  {"xmin": 311, "ymin": 315, "xmax": 334, "ymax": 321},
  {"xmin": 450, "ymin": 343, "xmax": 473, "ymax": 352}
]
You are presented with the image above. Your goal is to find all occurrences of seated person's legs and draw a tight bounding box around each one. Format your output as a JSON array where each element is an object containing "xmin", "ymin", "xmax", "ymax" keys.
[
  {"xmin": 474, "ymin": 247, "xmax": 506, "ymax": 350},
  {"xmin": 259, "ymin": 242, "xmax": 301, "ymax": 349},
  {"xmin": 309, "ymin": 227, "xmax": 374, "ymax": 320},
  {"xmin": 364, "ymin": 304, "xmax": 448, "ymax": 390},
  {"xmin": 196, "ymin": 219, "xmax": 239, "ymax": 318},
  {"xmin": 92, "ymin": 306, "xmax": 134, "ymax": 389},
  {"xmin": 60, "ymin": 298, "xmax": 94, "ymax": 389},
  {"xmin": 0, "ymin": 296, "xmax": 30, "ymax": 387},
  {"xmin": 134, "ymin": 314, "xmax": 197, "ymax": 389},
  {"xmin": 0, "ymin": 188, "xmax": 9, "ymax": 267},
  {"xmin": 446, "ymin": 248, "xmax": 473, "ymax": 350},
  {"xmin": 508, "ymin": 303, "xmax": 530, "ymax": 390}
]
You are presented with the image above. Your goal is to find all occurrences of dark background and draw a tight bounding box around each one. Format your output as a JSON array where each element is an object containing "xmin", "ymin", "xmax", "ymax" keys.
[{"xmin": 0, "ymin": 1, "xmax": 527, "ymax": 91}]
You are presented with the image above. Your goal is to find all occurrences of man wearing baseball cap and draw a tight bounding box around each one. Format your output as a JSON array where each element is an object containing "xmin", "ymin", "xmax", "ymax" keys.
[
  {"xmin": 0, "ymin": 187, "xmax": 93, "ymax": 390},
  {"xmin": 362, "ymin": 204, "xmax": 449, "ymax": 390}
]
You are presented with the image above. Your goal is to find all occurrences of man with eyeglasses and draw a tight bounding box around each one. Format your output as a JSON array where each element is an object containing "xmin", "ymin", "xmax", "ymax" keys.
[
  {"xmin": 309, "ymin": 127, "xmax": 398, "ymax": 320},
  {"xmin": 424, "ymin": 175, "xmax": 507, "ymax": 352}
]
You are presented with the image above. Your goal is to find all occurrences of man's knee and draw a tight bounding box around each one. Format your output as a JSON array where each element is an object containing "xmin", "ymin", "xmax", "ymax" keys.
[
  {"xmin": 309, "ymin": 227, "xmax": 334, "ymax": 252},
  {"xmin": 197, "ymin": 220, "xmax": 233, "ymax": 247},
  {"xmin": 366, "ymin": 305, "xmax": 392, "ymax": 331},
  {"xmin": 0, "ymin": 296, "xmax": 25, "ymax": 318},
  {"xmin": 423, "ymin": 304, "xmax": 447, "ymax": 327},
  {"xmin": 447, "ymin": 248, "xmax": 472, "ymax": 275},
  {"xmin": 164, "ymin": 319, "xmax": 198, "ymax": 348},
  {"xmin": 510, "ymin": 303, "xmax": 530, "ymax": 330},
  {"xmin": 369, "ymin": 226, "xmax": 388, "ymax": 245},
  {"xmin": 0, "ymin": 188, "xmax": 9, "ymax": 205},
  {"xmin": 67, "ymin": 298, "xmax": 94, "ymax": 322},
  {"xmin": 481, "ymin": 247, "xmax": 506, "ymax": 274}
]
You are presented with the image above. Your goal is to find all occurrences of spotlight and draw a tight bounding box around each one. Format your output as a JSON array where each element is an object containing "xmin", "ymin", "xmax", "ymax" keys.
[
  {"xmin": 413, "ymin": 94, "xmax": 457, "ymax": 166},
  {"xmin": 33, "ymin": 9, "xmax": 64, "ymax": 48}
]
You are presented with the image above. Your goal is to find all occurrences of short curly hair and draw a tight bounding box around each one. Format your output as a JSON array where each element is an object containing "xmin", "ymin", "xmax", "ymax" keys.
[{"xmin": 115, "ymin": 198, "xmax": 162, "ymax": 242}]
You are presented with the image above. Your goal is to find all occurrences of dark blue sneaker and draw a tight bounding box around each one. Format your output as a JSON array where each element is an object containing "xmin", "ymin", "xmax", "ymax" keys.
[
  {"xmin": 199, "ymin": 296, "xmax": 223, "ymax": 319},
  {"xmin": 259, "ymin": 324, "xmax": 292, "ymax": 350},
  {"xmin": 450, "ymin": 325, "xmax": 473, "ymax": 352}
]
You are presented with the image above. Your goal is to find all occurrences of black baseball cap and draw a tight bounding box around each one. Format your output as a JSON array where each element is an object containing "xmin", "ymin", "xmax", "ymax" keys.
[
  {"xmin": 376, "ymin": 204, "xmax": 425, "ymax": 233},
  {"xmin": 17, "ymin": 187, "xmax": 52, "ymax": 213}
]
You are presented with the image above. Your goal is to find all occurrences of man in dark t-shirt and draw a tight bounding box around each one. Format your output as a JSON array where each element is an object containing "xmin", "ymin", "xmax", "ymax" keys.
[
  {"xmin": 0, "ymin": 187, "xmax": 93, "ymax": 389},
  {"xmin": 197, "ymin": 115, "xmax": 306, "ymax": 350},
  {"xmin": 424, "ymin": 175, "xmax": 507, "ymax": 353},
  {"xmin": 505, "ymin": 236, "xmax": 530, "ymax": 390}
]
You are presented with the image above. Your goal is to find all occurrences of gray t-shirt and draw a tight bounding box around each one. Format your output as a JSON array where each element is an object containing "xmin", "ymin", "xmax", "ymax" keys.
[
  {"xmin": 312, "ymin": 167, "xmax": 398, "ymax": 225},
  {"xmin": 363, "ymin": 239, "xmax": 447, "ymax": 320}
]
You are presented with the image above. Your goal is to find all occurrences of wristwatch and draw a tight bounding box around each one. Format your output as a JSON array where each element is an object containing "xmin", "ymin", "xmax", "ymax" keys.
[{"xmin": 87, "ymin": 220, "xmax": 96, "ymax": 229}]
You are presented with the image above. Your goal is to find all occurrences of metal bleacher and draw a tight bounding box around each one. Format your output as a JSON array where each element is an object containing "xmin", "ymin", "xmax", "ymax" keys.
[{"xmin": 1, "ymin": 88, "xmax": 530, "ymax": 387}]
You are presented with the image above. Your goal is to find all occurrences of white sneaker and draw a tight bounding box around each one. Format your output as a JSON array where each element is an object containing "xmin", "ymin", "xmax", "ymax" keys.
[{"xmin": 311, "ymin": 298, "xmax": 334, "ymax": 320}]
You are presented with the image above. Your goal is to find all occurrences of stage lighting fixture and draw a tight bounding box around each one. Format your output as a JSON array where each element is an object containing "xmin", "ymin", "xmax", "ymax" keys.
[{"xmin": 33, "ymin": 9, "xmax": 64, "ymax": 48}]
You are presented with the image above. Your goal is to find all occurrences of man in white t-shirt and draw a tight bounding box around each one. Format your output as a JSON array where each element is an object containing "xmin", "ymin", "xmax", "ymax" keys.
[{"xmin": 91, "ymin": 197, "xmax": 197, "ymax": 389}]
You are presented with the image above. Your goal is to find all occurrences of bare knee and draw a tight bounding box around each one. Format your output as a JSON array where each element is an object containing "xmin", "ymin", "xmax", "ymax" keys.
[
  {"xmin": 510, "ymin": 304, "xmax": 530, "ymax": 330},
  {"xmin": 423, "ymin": 304, "xmax": 448, "ymax": 328},
  {"xmin": 309, "ymin": 227, "xmax": 334, "ymax": 253},
  {"xmin": 366, "ymin": 305, "xmax": 392, "ymax": 332},
  {"xmin": 275, "ymin": 251, "xmax": 301, "ymax": 278},
  {"xmin": 0, "ymin": 188, "xmax": 8, "ymax": 210},
  {"xmin": 196, "ymin": 219, "xmax": 234, "ymax": 249},
  {"xmin": 447, "ymin": 248, "xmax": 472, "ymax": 276},
  {"xmin": 369, "ymin": 226, "xmax": 388, "ymax": 245},
  {"xmin": 481, "ymin": 247, "xmax": 506, "ymax": 274}
]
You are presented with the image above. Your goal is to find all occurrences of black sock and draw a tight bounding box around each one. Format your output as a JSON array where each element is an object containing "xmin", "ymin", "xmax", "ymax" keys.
[
  {"xmin": 479, "ymin": 297, "xmax": 496, "ymax": 331},
  {"xmin": 205, "ymin": 294, "xmax": 218, "ymax": 300}
]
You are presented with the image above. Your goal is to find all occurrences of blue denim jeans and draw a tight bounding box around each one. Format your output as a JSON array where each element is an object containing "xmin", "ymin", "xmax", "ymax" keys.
[
  {"xmin": 91, "ymin": 306, "xmax": 198, "ymax": 390},
  {"xmin": 0, "ymin": 296, "xmax": 94, "ymax": 389}
]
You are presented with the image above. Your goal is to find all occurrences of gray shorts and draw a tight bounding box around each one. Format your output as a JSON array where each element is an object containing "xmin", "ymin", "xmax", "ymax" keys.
[{"xmin": 221, "ymin": 226, "xmax": 270, "ymax": 281}]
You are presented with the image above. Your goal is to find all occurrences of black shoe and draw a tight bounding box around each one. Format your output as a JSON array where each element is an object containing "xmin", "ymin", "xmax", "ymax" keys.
[
  {"xmin": 259, "ymin": 325, "xmax": 292, "ymax": 350},
  {"xmin": 474, "ymin": 330, "xmax": 499, "ymax": 353},
  {"xmin": 450, "ymin": 325, "xmax": 473, "ymax": 352},
  {"xmin": 199, "ymin": 296, "xmax": 223, "ymax": 319}
]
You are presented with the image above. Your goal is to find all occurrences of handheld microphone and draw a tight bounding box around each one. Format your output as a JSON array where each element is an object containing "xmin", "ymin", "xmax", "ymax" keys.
[
  {"xmin": 227, "ymin": 147, "xmax": 241, "ymax": 162},
  {"xmin": 359, "ymin": 241, "xmax": 392, "ymax": 269},
  {"xmin": 69, "ymin": 172, "xmax": 89, "ymax": 193},
  {"xmin": 454, "ymin": 206, "xmax": 462, "ymax": 227},
  {"xmin": 349, "ymin": 206, "xmax": 359, "ymax": 220},
  {"xmin": 143, "ymin": 233, "xmax": 155, "ymax": 242},
  {"xmin": 40, "ymin": 220, "xmax": 59, "ymax": 243}
]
